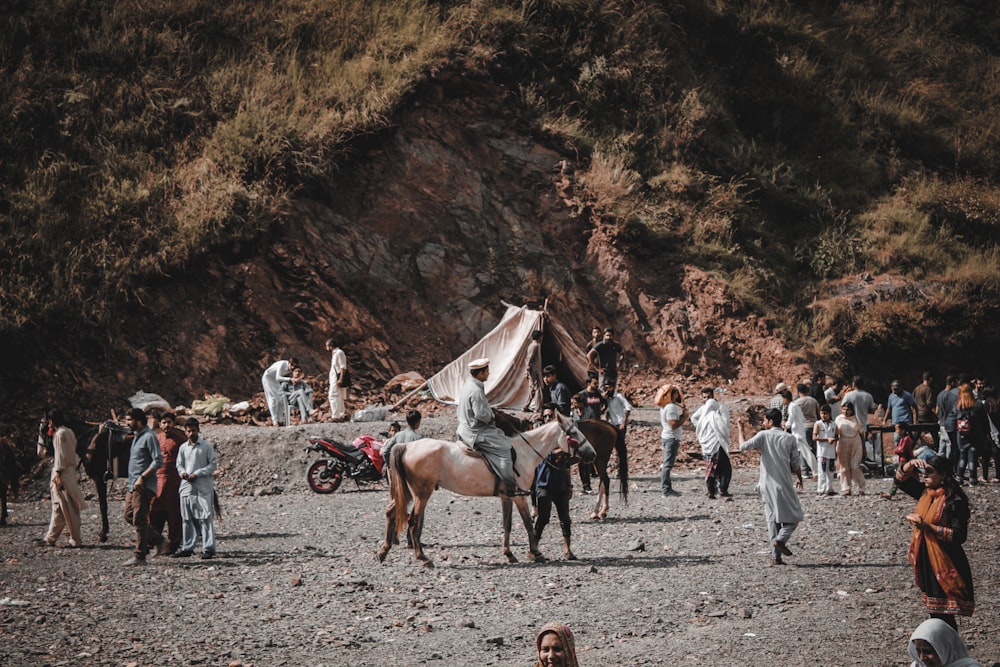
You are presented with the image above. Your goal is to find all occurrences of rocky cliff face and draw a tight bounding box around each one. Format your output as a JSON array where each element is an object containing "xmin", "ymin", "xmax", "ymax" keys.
[{"xmin": 12, "ymin": 77, "xmax": 807, "ymax": 433}]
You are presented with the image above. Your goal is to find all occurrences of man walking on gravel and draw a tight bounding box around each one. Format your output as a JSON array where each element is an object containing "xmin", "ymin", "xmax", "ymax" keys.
[
  {"xmin": 737, "ymin": 408, "xmax": 804, "ymax": 566},
  {"xmin": 123, "ymin": 408, "xmax": 165, "ymax": 566}
]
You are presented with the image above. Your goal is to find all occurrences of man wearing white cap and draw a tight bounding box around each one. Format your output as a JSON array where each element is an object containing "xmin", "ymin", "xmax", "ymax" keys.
[
  {"xmin": 456, "ymin": 357, "xmax": 528, "ymax": 496},
  {"xmin": 768, "ymin": 381, "xmax": 789, "ymax": 425}
]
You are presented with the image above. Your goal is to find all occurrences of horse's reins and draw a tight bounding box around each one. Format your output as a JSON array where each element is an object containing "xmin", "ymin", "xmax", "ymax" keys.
[{"xmin": 509, "ymin": 417, "xmax": 587, "ymax": 467}]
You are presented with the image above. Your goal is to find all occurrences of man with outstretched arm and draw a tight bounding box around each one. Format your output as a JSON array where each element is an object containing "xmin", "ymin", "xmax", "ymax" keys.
[{"xmin": 737, "ymin": 408, "xmax": 804, "ymax": 566}]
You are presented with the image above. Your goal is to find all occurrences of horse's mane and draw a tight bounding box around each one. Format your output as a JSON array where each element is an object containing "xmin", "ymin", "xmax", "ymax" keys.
[{"xmin": 494, "ymin": 410, "xmax": 534, "ymax": 437}]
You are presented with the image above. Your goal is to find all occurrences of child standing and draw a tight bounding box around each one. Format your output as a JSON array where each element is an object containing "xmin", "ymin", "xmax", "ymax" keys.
[
  {"xmin": 894, "ymin": 422, "xmax": 915, "ymax": 465},
  {"xmin": 881, "ymin": 422, "xmax": 916, "ymax": 499},
  {"xmin": 813, "ymin": 404, "xmax": 838, "ymax": 496}
]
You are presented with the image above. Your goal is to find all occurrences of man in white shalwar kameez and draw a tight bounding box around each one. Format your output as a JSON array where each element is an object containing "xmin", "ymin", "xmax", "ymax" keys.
[
  {"xmin": 456, "ymin": 358, "xmax": 528, "ymax": 496},
  {"xmin": 262, "ymin": 358, "xmax": 296, "ymax": 426},
  {"xmin": 781, "ymin": 389, "xmax": 818, "ymax": 476},
  {"xmin": 40, "ymin": 409, "xmax": 87, "ymax": 548},
  {"xmin": 174, "ymin": 418, "xmax": 218, "ymax": 559},
  {"xmin": 690, "ymin": 388, "xmax": 732, "ymax": 499},
  {"xmin": 738, "ymin": 408, "xmax": 804, "ymax": 565},
  {"xmin": 325, "ymin": 339, "xmax": 349, "ymax": 421}
]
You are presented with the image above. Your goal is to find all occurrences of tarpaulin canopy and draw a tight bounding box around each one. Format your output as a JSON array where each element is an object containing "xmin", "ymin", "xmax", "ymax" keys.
[{"xmin": 426, "ymin": 305, "xmax": 590, "ymax": 409}]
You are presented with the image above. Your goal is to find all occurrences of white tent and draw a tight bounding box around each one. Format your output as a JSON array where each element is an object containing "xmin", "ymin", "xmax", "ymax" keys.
[{"xmin": 426, "ymin": 305, "xmax": 590, "ymax": 409}]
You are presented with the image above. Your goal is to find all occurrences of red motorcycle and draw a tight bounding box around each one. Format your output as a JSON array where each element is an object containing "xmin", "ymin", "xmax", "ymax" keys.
[{"xmin": 305, "ymin": 434, "xmax": 385, "ymax": 494}]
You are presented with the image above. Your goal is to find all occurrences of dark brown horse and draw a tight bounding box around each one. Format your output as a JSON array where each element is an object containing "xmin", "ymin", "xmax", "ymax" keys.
[
  {"xmin": 40, "ymin": 418, "xmax": 131, "ymax": 542},
  {"xmin": 496, "ymin": 412, "xmax": 628, "ymax": 520},
  {"xmin": 0, "ymin": 441, "xmax": 21, "ymax": 526},
  {"xmin": 576, "ymin": 419, "xmax": 629, "ymax": 519}
]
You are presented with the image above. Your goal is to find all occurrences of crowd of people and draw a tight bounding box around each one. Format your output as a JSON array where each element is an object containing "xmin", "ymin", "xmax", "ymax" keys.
[
  {"xmin": 35, "ymin": 408, "xmax": 218, "ymax": 564},
  {"xmin": 27, "ymin": 322, "xmax": 994, "ymax": 663},
  {"xmin": 261, "ymin": 338, "xmax": 351, "ymax": 426},
  {"xmin": 631, "ymin": 364, "xmax": 993, "ymax": 665}
]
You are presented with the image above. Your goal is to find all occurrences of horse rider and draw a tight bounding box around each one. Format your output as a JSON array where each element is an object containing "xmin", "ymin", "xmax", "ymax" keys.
[{"xmin": 456, "ymin": 357, "xmax": 530, "ymax": 497}]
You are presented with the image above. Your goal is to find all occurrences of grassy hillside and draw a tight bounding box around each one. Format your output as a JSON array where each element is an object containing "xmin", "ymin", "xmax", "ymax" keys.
[{"xmin": 3, "ymin": 0, "xmax": 1000, "ymax": 376}]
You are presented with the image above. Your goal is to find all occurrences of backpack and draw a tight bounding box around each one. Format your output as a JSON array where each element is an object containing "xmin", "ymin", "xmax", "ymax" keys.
[{"xmin": 957, "ymin": 409, "xmax": 972, "ymax": 434}]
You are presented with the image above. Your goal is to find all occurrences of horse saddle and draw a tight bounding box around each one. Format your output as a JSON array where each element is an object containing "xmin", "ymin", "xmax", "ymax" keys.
[{"xmin": 457, "ymin": 443, "xmax": 518, "ymax": 467}]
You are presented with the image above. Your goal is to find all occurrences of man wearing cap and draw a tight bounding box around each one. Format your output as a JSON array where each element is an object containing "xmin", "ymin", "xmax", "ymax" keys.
[
  {"xmin": 768, "ymin": 382, "xmax": 789, "ymax": 425},
  {"xmin": 174, "ymin": 418, "xmax": 218, "ymax": 559},
  {"xmin": 457, "ymin": 358, "xmax": 528, "ymax": 496}
]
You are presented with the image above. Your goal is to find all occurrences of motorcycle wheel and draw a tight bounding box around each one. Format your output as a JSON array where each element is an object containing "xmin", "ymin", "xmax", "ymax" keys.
[{"xmin": 307, "ymin": 460, "xmax": 343, "ymax": 494}]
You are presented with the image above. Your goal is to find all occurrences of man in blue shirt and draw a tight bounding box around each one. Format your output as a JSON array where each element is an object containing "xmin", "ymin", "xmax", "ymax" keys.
[
  {"xmin": 885, "ymin": 380, "xmax": 917, "ymax": 445},
  {"xmin": 123, "ymin": 408, "xmax": 164, "ymax": 565},
  {"xmin": 936, "ymin": 375, "xmax": 959, "ymax": 467}
]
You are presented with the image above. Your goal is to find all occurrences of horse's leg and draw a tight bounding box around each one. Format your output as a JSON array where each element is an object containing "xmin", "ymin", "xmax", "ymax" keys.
[
  {"xmin": 501, "ymin": 497, "xmax": 517, "ymax": 563},
  {"xmin": 589, "ymin": 462, "xmax": 608, "ymax": 520},
  {"xmin": 409, "ymin": 493, "xmax": 432, "ymax": 568},
  {"xmin": 513, "ymin": 497, "xmax": 545, "ymax": 562},
  {"xmin": 598, "ymin": 470, "xmax": 611, "ymax": 519},
  {"xmin": 0, "ymin": 480, "xmax": 7, "ymax": 525},
  {"xmin": 590, "ymin": 480, "xmax": 602, "ymax": 520},
  {"xmin": 97, "ymin": 478, "xmax": 109, "ymax": 542},
  {"xmin": 376, "ymin": 500, "xmax": 396, "ymax": 563}
]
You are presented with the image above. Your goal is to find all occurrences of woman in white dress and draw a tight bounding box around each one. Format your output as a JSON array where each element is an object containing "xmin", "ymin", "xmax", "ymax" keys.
[{"xmin": 835, "ymin": 402, "xmax": 867, "ymax": 496}]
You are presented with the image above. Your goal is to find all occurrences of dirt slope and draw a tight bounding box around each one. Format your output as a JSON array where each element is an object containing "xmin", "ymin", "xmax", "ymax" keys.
[{"xmin": 4, "ymin": 76, "xmax": 808, "ymax": 457}]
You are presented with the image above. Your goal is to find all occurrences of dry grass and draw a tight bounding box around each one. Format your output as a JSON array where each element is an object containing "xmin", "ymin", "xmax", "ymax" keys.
[{"xmin": 3, "ymin": 0, "xmax": 1000, "ymax": 370}]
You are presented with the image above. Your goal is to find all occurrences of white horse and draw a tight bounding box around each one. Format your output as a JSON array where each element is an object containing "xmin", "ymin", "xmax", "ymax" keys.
[{"xmin": 376, "ymin": 413, "xmax": 596, "ymax": 567}]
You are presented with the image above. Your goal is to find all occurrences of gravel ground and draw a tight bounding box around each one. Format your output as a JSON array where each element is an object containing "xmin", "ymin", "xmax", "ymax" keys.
[{"xmin": 2, "ymin": 408, "xmax": 999, "ymax": 666}]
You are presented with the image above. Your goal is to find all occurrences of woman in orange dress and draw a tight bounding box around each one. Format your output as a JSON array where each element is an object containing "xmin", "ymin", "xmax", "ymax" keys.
[{"xmin": 896, "ymin": 454, "xmax": 974, "ymax": 628}]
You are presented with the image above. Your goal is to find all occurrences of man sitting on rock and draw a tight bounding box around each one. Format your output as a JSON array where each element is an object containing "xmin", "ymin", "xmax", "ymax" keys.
[{"xmin": 456, "ymin": 357, "xmax": 529, "ymax": 497}]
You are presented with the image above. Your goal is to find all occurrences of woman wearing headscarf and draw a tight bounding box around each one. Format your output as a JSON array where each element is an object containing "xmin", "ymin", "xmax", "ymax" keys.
[
  {"xmin": 533, "ymin": 621, "xmax": 580, "ymax": 667},
  {"xmin": 907, "ymin": 618, "xmax": 982, "ymax": 666},
  {"xmin": 896, "ymin": 454, "xmax": 974, "ymax": 628}
]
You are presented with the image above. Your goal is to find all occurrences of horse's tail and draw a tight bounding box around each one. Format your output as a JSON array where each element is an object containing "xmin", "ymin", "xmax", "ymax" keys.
[
  {"xmin": 615, "ymin": 430, "xmax": 629, "ymax": 506},
  {"xmin": 214, "ymin": 491, "xmax": 223, "ymax": 521},
  {"xmin": 0, "ymin": 442, "xmax": 21, "ymax": 495},
  {"xmin": 389, "ymin": 444, "xmax": 412, "ymax": 537}
]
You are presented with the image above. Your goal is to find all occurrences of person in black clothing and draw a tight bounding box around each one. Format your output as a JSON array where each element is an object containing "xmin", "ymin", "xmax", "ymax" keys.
[
  {"xmin": 542, "ymin": 365, "xmax": 571, "ymax": 416},
  {"xmin": 575, "ymin": 374, "xmax": 606, "ymax": 421},
  {"xmin": 575, "ymin": 374, "xmax": 605, "ymax": 494},
  {"xmin": 533, "ymin": 447, "xmax": 579, "ymax": 560},
  {"xmin": 587, "ymin": 328, "xmax": 624, "ymax": 387},
  {"xmin": 809, "ymin": 370, "xmax": 827, "ymax": 406}
]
